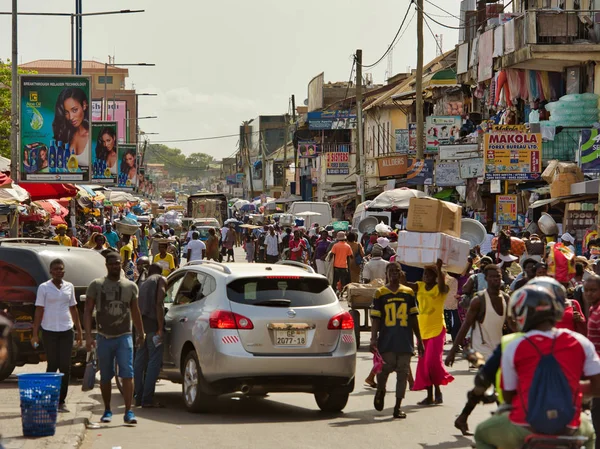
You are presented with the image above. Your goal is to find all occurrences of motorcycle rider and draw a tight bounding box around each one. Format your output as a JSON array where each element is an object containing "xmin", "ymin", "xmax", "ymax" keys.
[{"xmin": 474, "ymin": 283, "xmax": 600, "ymax": 449}]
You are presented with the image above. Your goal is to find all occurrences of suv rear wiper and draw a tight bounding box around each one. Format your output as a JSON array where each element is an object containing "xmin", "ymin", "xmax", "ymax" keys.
[{"xmin": 253, "ymin": 299, "xmax": 291, "ymax": 307}]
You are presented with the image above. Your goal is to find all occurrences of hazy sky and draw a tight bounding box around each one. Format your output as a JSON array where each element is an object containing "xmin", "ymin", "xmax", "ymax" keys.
[{"xmin": 0, "ymin": 0, "xmax": 463, "ymax": 159}]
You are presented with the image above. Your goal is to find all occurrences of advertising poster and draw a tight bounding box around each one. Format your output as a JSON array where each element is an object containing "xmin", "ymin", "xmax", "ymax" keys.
[
  {"xmin": 298, "ymin": 140, "xmax": 319, "ymax": 158},
  {"xmin": 435, "ymin": 162, "xmax": 465, "ymax": 187},
  {"xmin": 394, "ymin": 129, "xmax": 409, "ymax": 154},
  {"xmin": 425, "ymin": 116, "xmax": 462, "ymax": 152},
  {"xmin": 20, "ymin": 75, "xmax": 91, "ymax": 183},
  {"xmin": 377, "ymin": 155, "xmax": 408, "ymax": 180},
  {"xmin": 117, "ymin": 143, "xmax": 137, "ymax": 190},
  {"xmin": 409, "ymin": 123, "xmax": 417, "ymax": 153},
  {"xmin": 91, "ymin": 121, "xmax": 117, "ymax": 185},
  {"xmin": 326, "ymin": 147, "xmax": 349, "ymax": 175},
  {"xmin": 459, "ymin": 157, "xmax": 484, "ymax": 179},
  {"xmin": 580, "ymin": 129, "xmax": 600, "ymax": 173},
  {"xmin": 91, "ymin": 100, "xmax": 128, "ymax": 143},
  {"xmin": 307, "ymin": 110, "xmax": 357, "ymax": 130},
  {"xmin": 406, "ymin": 159, "xmax": 434, "ymax": 186},
  {"xmin": 497, "ymin": 194, "xmax": 518, "ymax": 226},
  {"xmin": 484, "ymin": 132, "xmax": 541, "ymax": 180}
]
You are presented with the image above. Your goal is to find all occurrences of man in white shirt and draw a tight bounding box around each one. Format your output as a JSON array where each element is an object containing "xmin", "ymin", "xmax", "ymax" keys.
[
  {"xmin": 362, "ymin": 245, "xmax": 388, "ymax": 283},
  {"xmin": 186, "ymin": 225, "xmax": 197, "ymax": 244},
  {"xmin": 31, "ymin": 258, "xmax": 83, "ymax": 413},
  {"xmin": 264, "ymin": 226, "xmax": 281, "ymax": 264},
  {"xmin": 186, "ymin": 231, "xmax": 206, "ymax": 262}
]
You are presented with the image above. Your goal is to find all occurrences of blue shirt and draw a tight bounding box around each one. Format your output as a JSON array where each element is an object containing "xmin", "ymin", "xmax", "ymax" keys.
[{"xmin": 104, "ymin": 231, "xmax": 120, "ymax": 248}]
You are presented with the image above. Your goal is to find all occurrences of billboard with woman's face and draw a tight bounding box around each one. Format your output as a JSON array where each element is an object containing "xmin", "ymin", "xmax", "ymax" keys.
[
  {"xmin": 91, "ymin": 122, "xmax": 118, "ymax": 185},
  {"xmin": 117, "ymin": 144, "xmax": 137, "ymax": 190},
  {"xmin": 20, "ymin": 75, "xmax": 91, "ymax": 183}
]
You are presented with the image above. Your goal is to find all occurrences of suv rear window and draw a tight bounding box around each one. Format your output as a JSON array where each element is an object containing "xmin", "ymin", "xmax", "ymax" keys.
[
  {"xmin": 227, "ymin": 277, "xmax": 336, "ymax": 307},
  {"xmin": 39, "ymin": 250, "xmax": 108, "ymax": 287}
]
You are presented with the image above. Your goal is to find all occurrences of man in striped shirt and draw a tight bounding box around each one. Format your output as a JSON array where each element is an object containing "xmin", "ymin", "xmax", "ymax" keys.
[{"xmin": 585, "ymin": 275, "xmax": 600, "ymax": 448}]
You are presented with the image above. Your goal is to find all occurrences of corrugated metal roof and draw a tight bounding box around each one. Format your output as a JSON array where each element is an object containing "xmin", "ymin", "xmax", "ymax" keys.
[{"xmin": 19, "ymin": 60, "xmax": 128, "ymax": 72}]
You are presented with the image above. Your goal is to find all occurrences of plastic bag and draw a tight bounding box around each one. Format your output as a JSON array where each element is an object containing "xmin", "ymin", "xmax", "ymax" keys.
[
  {"xmin": 373, "ymin": 351, "xmax": 384, "ymax": 375},
  {"xmin": 81, "ymin": 350, "xmax": 97, "ymax": 392},
  {"xmin": 547, "ymin": 242, "xmax": 576, "ymax": 283}
]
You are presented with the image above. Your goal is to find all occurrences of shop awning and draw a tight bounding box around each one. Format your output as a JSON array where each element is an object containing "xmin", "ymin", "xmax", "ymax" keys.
[
  {"xmin": 423, "ymin": 68, "xmax": 459, "ymax": 89},
  {"xmin": 0, "ymin": 156, "xmax": 10, "ymax": 173},
  {"xmin": 18, "ymin": 183, "xmax": 78, "ymax": 201},
  {"xmin": 530, "ymin": 194, "xmax": 595, "ymax": 208},
  {"xmin": 0, "ymin": 184, "xmax": 29, "ymax": 204}
]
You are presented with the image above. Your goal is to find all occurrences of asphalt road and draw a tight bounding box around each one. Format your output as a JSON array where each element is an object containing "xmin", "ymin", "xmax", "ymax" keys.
[{"xmin": 81, "ymin": 246, "xmax": 490, "ymax": 449}]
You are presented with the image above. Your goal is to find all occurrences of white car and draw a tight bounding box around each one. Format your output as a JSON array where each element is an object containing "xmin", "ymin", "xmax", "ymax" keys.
[{"xmin": 159, "ymin": 260, "xmax": 356, "ymax": 413}]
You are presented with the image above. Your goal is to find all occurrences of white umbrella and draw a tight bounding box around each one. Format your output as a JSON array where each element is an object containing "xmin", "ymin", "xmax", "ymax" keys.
[
  {"xmin": 368, "ymin": 188, "xmax": 429, "ymax": 210},
  {"xmin": 295, "ymin": 211, "xmax": 322, "ymax": 217}
]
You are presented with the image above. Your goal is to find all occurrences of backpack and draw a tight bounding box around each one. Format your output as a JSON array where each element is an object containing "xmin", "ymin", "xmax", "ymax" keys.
[{"xmin": 523, "ymin": 336, "xmax": 576, "ymax": 435}]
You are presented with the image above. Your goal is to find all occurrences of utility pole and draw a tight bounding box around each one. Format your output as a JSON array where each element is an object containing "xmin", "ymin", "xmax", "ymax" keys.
[
  {"xmin": 10, "ymin": 0, "xmax": 18, "ymax": 182},
  {"xmin": 291, "ymin": 95, "xmax": 297, "ymax": 196},
  {"xmin": 243, "ymin": 122, "xmax": 255, "ymax": 199},
  {"xmin": 416, "ymin": 0, "xmax": 425, "ymax": 162},
  {"xmin": 282, "ymin": 112, "xmax": 288, "ymax": 191},
  {"xmin": 355, "ymin": 50, "xmax": 366, "ymax": 203},
  {"xmin": 261, "ymin": 131, "xmax": 267, "ymax": 196}
]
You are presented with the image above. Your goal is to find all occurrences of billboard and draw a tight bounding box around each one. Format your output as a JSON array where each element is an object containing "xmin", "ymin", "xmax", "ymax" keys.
[
  {"xmin": 377, "ymin": 155, "xmax": 408, "ymax": 180},
  {"xmin": 394, "ymin": 129, "xmax": 409, "ymax": 154},
  {"xmin": 484, "ymin": 132, "xmax": 542, "ymax": 180},
  {"xmin": 308, "ymin": 110, "xmax": 357, "ymax": 130},
  {"xmin": 435, "ymin": 162, "xmax": 465, "ymax": 186},
  {"xmin": 406, "ymin": 159, "xmax": 434, "ymax": 186},
  {"xmin": 91, "ymin": 122, "xmax": 118, "ymax": 185},
  {"xmin": 91, "ymin": 100, "xmax": 128, "ymax": 143},
  {"xmin": 20, "ymin": 75, "xmax": 91, "ymax": 183},
  {"xmin": 497, "ymin": 195, "xmax": 518, "ymax": 226},
  {"xmin": 298, "ymin": 140, "xmax": 319, "ymax": 158},
  {"xmin": 580, "ymin": 129, "xmax": 600, "ymax": 173},
  {"xmin": 425, "ymin": 116, "xmax": 462, "ymax": 152},
  {"xmin": 117, "ymin": 144, "xmax": 137, "ymax": 190},
  {"xmin": 325, "ymin": 147, "xmax": 350, "ymax": 175}
]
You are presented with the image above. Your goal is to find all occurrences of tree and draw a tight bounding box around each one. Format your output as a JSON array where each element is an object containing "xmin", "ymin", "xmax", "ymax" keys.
[{"xmin": 144, "ymin": 144, "xmax": 215, "ymax": 179}]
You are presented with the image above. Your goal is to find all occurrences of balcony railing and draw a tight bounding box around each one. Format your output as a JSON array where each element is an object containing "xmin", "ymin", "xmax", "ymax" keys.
[
  {"xmin": 320, "ymin": 143, "xmax": 355, "ymax": 154},
  {"xmin": 512, "ymin": 10, "xmax": 600, "ymax": 47}
]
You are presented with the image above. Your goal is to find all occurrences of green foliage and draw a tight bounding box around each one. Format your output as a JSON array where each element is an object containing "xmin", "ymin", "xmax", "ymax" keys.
[{"xmin": 144, "ymin": 143, "xmax": 215, "ymax": 179}]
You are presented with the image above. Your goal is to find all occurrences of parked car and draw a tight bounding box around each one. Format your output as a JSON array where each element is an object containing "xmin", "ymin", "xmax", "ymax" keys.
[
  {"xmin": 159, "ymin": 260, "xmax": 356, "ymax": 413},
  {"xmin": 0, "ymin": 238, "xmax": 107, "ymax": 381},
  {"xmin": 193, "ymin": 218, "xmax": 220, "ymax": 228}
]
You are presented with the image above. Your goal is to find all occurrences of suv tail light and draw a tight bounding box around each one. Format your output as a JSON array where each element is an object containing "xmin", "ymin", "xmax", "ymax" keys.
[
  {"xmin": 328, "ymin": 311, "xmax": 354, "ymax": 330},
  {"xmin": 209, "ymin": 310, "xmax": 254, "ymax": 330}
]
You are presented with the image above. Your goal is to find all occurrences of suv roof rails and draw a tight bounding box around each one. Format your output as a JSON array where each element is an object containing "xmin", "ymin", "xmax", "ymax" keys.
[
  {"xmin": 185, "ymin": 260, "xmax": 232, "ymax": 275},
  {"xmin": 0, "ymin": 238, "xmax": 60, "ymax": 246},
  {"xmin": 275, "ymin": 260, "xmax": 315, "ymax": 274}
]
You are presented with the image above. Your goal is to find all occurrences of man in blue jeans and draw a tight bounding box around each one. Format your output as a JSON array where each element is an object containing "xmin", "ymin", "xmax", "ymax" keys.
[
  {"xmin": 134, "ymin": 264, "xmax": 166, "ymax": 408},
  {"xmin": 85, "ymin": 252, "xmax": 144, "ymax": 425}
]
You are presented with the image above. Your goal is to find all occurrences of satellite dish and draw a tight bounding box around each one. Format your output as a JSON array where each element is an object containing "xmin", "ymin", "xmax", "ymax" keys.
[{"xmin": 303, "ymin": 99, "xmax": 308, "ymax": 106}]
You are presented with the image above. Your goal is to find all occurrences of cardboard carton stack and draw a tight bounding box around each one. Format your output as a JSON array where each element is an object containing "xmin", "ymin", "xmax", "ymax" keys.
[
  {"xmin": 542, "ymin": 160, "xmax": 584, "ymax": 199},
  {"xmin": 396, "ymin": 197, "xmax": 470, "ymax": 274}
]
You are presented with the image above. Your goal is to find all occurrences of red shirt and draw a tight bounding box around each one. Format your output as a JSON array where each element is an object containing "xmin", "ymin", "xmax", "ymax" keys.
[
  {"xmin": 502, "ymin": 329, "xmax": 600, "ymax": 429},
  {"xmin": 587, "ymin": 303, "xmax": 600, "ymax": 356},
  {"xmin": 557, "ymin": 301, "xmax": 587, "ymax": 335},
  {"xmin": 288, "ymin": 238, "xmax": 305, "ymax": 262}
]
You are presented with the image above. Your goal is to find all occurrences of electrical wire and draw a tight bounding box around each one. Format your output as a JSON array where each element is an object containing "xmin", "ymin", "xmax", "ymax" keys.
[
  {"xmin": 359, "ymin": 1, "xmax": 414, "ymax": 68},
  {"xmin": 423, "ymin": 15, "xmax": 453, "ymax": 71},
  {"xmin": 423, "ymin": 0, "xmax": 462, "ymax": 21},
  {"xmin": 416, "ymin": 0, "xmax": 514, "ymax": 31}
]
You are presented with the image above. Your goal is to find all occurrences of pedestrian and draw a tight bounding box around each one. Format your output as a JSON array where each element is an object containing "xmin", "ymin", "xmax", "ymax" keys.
[
  {"xmin": 137, "ymin": 223, "xmax": 149, "ymax": 257},
  {"xmin": 186, "ymin": 231, "xmax": 206, "ymax": 262},
  {"xmin": 443, "ymin": 273, "xmax": 461, "ymax": 344},
  {"xmin": 205, "ymin": 228, "xmax": 220, "ymax": 261},
  {"xmin": 136, "ymin": 256, "xmax": 150, "ymax": 287},
  {"xmin": 561, "ymin": 232, "xmax": 576, "ymax": 254},
  {"xmin": 224, "ymin": 223, "xmax": 236, "ymax": 262},
  {"xmin": 86, "ymin": 233, "xmax": 107, "ymax": 252},
  {"xmin": 53, "ymin": 224, "xmax": 72, "ymax": 246},
  {"xmin": 66, "ymin": 228, "xmax": 81, "ymax": 247},
  {"xmin": 327, "ymin": 231, "xmax": 354, "ymax": 294},
  {"xmin": 347, "ymin": 232, "xmax": 364, "ymax": 284},
  {"xmin": 510, "ymin": 258, "xmax": 538, "ymax": 292},
  {"xmin": 31, "ymin": 259, "xmax": 83, "ymax": 413},
  {"xmin": 289, "ymin": 230, "xmax": 306, "ymax": 263},
  {"xmin": 153, "ymin": 243, "xmax": 175, "ymax": 277},
  {"xmin": 362, "ymin": 244, "xmax": 388, "ymax": 283},
  {"xmin": 498, "ymin": 253, "xmax": 519, "ymax": 286},
  {"xmin": 370, "ymin": 262, "xmax": 424, "ymax": 419},
  {"xmin": 134, "ymin": 264, "xmax": 166, "ymax": 408},
  {"xmin": 103, "ymin": 223, "xmax": 120, "ymax": 249},
  {"xmin": 313, "ymin": 230, "xmax": 332, "ymax": 275},
  {"xmin": 407, "ymin": 259, "xmax": 454, "ymax": 405},
  {"xmin": 244, "ymin": 234, "xmax": 256, "ymax": 263},
  {"xmin": 264, "ymin": 225, "xmax": 280, "ymax": 264},
  {"xmin": 120, "ymin": 234, "xmax": 136, "ymax": 281},
  {"xmin": 185, "ymin": 225, "xmax": 197, "ymax": 244},
  {"xmin": 84, "ymin": 252, "xmax": 145, "ymax": 425}
]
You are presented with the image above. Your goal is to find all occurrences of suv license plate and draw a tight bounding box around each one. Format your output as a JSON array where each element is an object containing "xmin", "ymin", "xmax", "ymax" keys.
[{"xmin": 275, "ymin": 330, "xmax": 307, "ymax": 346}]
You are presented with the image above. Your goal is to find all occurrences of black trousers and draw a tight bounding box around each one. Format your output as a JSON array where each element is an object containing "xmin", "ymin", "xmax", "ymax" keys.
[
  {"xmin": 266, "ymin": 254, "xmax": 279, "ymax": 264},
  {"xmin": 42, "ymin": 328, "xmax": 74, "ymax": 404},
  {"xmin": 333, "ymin": 268, "xmax": 350, "ymax": 292}
]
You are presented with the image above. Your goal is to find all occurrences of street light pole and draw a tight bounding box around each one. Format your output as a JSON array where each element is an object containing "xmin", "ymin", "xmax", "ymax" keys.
[{"xmin": 10, "ymin": 0, "xmax": 18, "ymax": 182}]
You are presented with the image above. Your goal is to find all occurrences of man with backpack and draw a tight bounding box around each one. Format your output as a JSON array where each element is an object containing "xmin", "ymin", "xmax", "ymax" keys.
[{"xmin": 474, "ymin": 284, "xmax": 600, "ymax": 449}]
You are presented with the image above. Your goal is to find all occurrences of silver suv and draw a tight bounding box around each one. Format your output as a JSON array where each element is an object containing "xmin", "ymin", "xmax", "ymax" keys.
[{"xmin": 159, "ymin": 260, "xmax": 356, "ymax": 413}]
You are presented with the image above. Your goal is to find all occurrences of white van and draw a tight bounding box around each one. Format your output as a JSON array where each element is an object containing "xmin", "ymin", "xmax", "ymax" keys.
[
  {"xmin": 288, "ymin": 201, "xmax": 332, "ymax": 229},
  {"xmin": 352, "ymin": 202, "xmax": 393, "ymax": 241}
]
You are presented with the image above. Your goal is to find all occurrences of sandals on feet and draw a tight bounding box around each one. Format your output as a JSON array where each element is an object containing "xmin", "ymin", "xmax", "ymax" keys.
[
  {"xmin": 393, "ymin": 407, "xmax": 407, "ymax": 419},
  {"xmin": 434, "ymin": 394, "xmax": 443, "ymax": 405},
  {"xmin": 417, "ymin": 397, "xmax": 434, "ymax": 406},
  {"xmin": 364, "ymin": 378, "xmax": 377, "ymax": 389}
]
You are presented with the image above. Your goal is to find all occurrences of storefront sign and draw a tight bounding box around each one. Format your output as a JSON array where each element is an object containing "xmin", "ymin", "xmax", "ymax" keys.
[
  {"xmin": 117, "ymin": 144, "xmax": 137, "ymax": 190},
  {"xmin": 91, "ymin": 122, "xmax": 118, "ymax": 185},
  {"xmin": 459, "ymin": 157, "xmax": 484, "ymax": 179},
  {"xmin": 406, "ymin": 159, "xmax": 434, "ymax": 186},
  {"xmin": 20, "ymin": 75, "xmax": 92, "ymax": 183},
  {"xmin": 484, "ymin": 132, "xmax": 542, "ymax": 180},
  {"xmin": 92, "ymin": 100, "xmax": 128, "ymax": 143},
  {"xmin": 233, "ymin": 187, "xmax": 243, "ymax": 197},
  {"xmin": 580, "ymin": 129, "xmax": 600, "ymax": 173},
  {"xmin": 326, "ymin": 147, "xmax": 350, "ymax": 175},
  {"xmin": 298, "ymin": 140, "xmax": 319, "ymax": 158},
  {"xmin": 439, "ymin": 144, "xmax": 480, "ymax": 160},
  {"xmin": 236, "ymin": 173, "xmax": 245, "ymax": 183},
  {"xmin": 496, "ymin": 194, "xmax": 518, "ymax": 226},
  {"xmin": 409, "ymin": 123, "xmax": 417, "ymax": 153},
  {"xmin": 377, "ymin": 155, "xmax": 408, "ymax": 180},
  {"xmin": 435, "ymin": 162, "xmax": 465, "ymax": 186},
  {"xmin": 425, "ymin": 116, "xmax": 462, "ymax": 152},
  {"xmin": 307, "ymin": 110, "xmax": 357, "ymax": 130},
  {"xmin": 226, "ymin": 175, "xmax": 237, "ymax": 185},
  {"xmin": 492, "ymin": 124, "xmax": 526, "ymax": 132},
  {"xmin": 394, "ymin": 129, "xmax": 409, "ymax": 154}
]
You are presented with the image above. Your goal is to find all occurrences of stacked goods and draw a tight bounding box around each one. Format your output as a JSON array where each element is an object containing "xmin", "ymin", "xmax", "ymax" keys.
[
  {"xmin": 344, "ymin": 279, "xmax": 385, "ymax": 308},
  {"xmin": 542, "ymin": 160, "xmax": 584, "ymax": 199},
  {"xmin": 545, "ymin": 93, "xmax": 599, "ymax": 127},
  {"xmin": 398, "ymin": 198, "xmax": 470, "ymax": 274}
]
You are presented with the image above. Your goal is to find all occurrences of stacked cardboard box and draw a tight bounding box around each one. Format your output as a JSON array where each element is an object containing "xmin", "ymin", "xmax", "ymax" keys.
[{"xmin": 396, "ymin": 198, "xmax": 470, "ymax": 274}]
